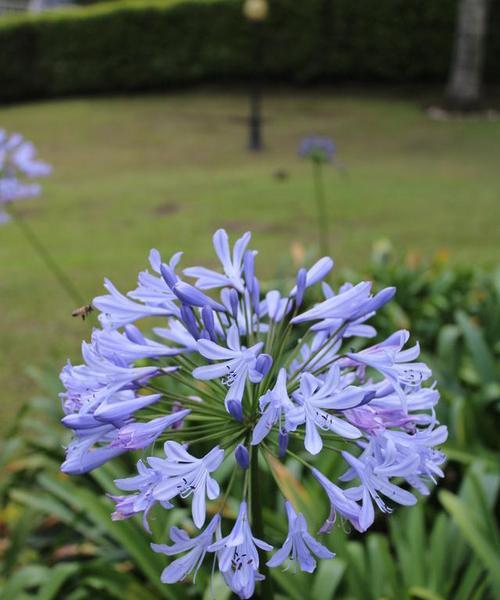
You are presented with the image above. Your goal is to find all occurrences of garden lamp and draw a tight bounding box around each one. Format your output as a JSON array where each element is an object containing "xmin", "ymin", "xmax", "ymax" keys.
[{"xmin": 243, "ymin": 0, "xmax": 268, "ymax": 151}]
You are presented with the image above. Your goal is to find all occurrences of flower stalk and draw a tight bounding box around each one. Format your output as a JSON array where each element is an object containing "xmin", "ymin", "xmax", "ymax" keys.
[
  {"xmin": 250, "ymin": 445, "xmax": 273, "ymax": 600},
  {"xmin": 7, "ymin": 205, "xmax": 84, "ymax": 305},
  {"xmin": 312, "ymin": 160, "xmax": 330, "ymax": 259}
]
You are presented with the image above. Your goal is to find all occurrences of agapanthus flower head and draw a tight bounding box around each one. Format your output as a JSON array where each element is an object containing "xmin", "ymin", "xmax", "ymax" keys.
[
  {"xmin": 299, "ymin": 136, "xmax": 335, "ymax": 163},
  {"xmin": 0, "ymin": 129, "xmax": 51, "ymax": 223},
  {"xmin": 60, "ymin": 229, "xmax": 447, "ymax": 598}
]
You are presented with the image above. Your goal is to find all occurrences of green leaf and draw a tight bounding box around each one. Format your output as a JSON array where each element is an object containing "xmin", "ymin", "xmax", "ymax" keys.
[
  {"xmin": 202, "ymin": 573, "xmax": 231, "ymax": 600},
  {"xmin": 439, "ymin": 490, "xmax": 500, "ymax": 589},
  {"xmin": 436, "ymin": 324, "xmax": 462, "ymax": 380},
  {"xmin": 2, "ymin": 506, "xmax": 40, "ymax": 576},
  {"xmin": 271, "ymin": 568, "xmax": 305, "ymax": 600},
  {"xmin": 366, "ymin": 533, "xmax": 398, "ymax": 597},
  {"xmin": 37, "ymin": 474, "xmax": 174, "ymax": 599},
  {"xmin": 455, "ymin": 311, "xmax": 497, "ymax": 384},
  {"xmin": 409, "ymin": 587, "xmax": 447, "ymax": 600},
  {"xmin": 36, "ymin": 563, "xmax": 80, "ymax": 600},
  {"xmin": 311, "ymin": 558, "xmax": 345, "ymax": 600},
  {"xmin": 0, "ymin": 566, "xmax": 50, "ymax": 599}
]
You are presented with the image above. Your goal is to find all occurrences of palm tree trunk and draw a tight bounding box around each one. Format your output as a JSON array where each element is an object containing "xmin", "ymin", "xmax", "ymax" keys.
[{"xmin": 445, "ymin": 0, "xmax": 489, "ymax": 111}]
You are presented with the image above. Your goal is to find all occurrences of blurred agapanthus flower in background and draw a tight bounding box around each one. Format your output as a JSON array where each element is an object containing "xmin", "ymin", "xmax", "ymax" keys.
[
  {"xmin": 299, "ymin": 135, "xmax": 335, "ymax": 164},
  {"xmin": 60, "ymin": 229, "xmax": 447, "ymax": 599},
  {"xmin": 0, "ymin": 129, "xmax": 52, "ymax": 223},
  {"xmin": 299, "ymin": 135, "xmax": 337, "ymax": 258}
]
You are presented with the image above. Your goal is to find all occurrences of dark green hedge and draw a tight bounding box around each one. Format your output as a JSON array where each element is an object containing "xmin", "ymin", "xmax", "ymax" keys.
[{"xmin": 0, "ymin": 0, "xmax": 499, "ymax": 101}]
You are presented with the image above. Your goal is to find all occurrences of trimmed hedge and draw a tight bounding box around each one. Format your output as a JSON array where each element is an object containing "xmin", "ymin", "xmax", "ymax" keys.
[{"xmin": 0, "ymin": 0, "xmax": 499, "ymax": 102}]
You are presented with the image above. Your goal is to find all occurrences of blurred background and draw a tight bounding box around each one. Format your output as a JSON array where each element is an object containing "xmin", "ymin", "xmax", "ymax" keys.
[{"xmin": 0, "ymin": 0, "xmax": 499, "ymax": 598}]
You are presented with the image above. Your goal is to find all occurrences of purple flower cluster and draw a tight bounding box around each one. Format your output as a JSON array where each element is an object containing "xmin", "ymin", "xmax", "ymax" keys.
[
  {"xmin": 298, "ymin": 136, "xmax": 335, "ymax": 163},
  {"xmin": 60, "ymin": 229, "xmax": 447, "ymax": 599},
  {"xmin": 0, "ymin": 130, "xmax": 51, "ymax": 223}
]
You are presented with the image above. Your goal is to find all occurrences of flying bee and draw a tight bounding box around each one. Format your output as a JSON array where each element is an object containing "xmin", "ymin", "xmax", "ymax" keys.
[{"xmin": 72, "ymin": 304, "xmax": 94, "ymax": 320}]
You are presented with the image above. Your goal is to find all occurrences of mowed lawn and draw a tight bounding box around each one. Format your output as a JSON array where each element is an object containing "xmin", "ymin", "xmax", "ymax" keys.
[{"xmin": 1, "ymin": 89, "xmax": 499, "ymax": 430}]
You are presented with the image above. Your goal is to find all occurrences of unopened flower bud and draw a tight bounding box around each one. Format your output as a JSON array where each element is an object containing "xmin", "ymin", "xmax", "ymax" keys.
[
  {"xmin": 243, "ymin": 250, "xmax": 255, "ymax": 292},
  {"xmin": 295, "ymin": 268, "xmax": 307, "ymax": 308},
  {"xmin": 201, "ymin": 305, "xmax": 217, "ymax": 341},
  {"xmin": 124, "ymin": 324, "xmax": 146, "ymax": 344},
  {"xmin": 278, "ymin": 430, "xmax": 289, "ymax": 458},
  {"xmin": 180, "ymin": 304, "xmax": 199, "ymax": 340},
  {"xmin": 235, "ymin": 444, "xmax": 250, "ymax": 469},
  {"xmin": 228, "ymin": 289, "xmax": 239, "ymax": 319},
  {"xmin": 255, "ymin": 353, "xmax": 272, "ymax": 377},
  {"xmin": 227, "ymin": 399, "xmax": 243, "ymax": 422},
  {"xmin": 160, "ymin": 263, "xmax": 177, "ymax": 289}
]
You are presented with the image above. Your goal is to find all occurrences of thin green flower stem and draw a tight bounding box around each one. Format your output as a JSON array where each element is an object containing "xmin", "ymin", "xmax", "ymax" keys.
[
  {"xmin": 163, "ymin": 421, "xmax": 231, "ymax": 435},
  {"xmin": 176, "ymin": 354, "xmax": 226, "ymax": 398},
  {"xmin": 150, "ymin": 402, "xmax": 227, "ymax": 421},
  {"xmin": 223, "ymin": 436, "xmax": 244, "ymax": 455},
  {"xmin": 178, "ymin": 362, "xmax": 227, "ymax": 397},
  {"xmin": 219, "ymin": 463, "xmax": 239, "ymax": 513},
  {"xmin": 215, "ymin": 310, "xmax": 230, "ymax": 340},
  {"xmin": 172, "ymin": 354, "xmax": 226, "ymax": 395},
  {"xmin": 184, "ymin": 414, "xmax": 229, "ymax": 423},
  {"xmin": 250, "ymin": 445, "xmax": 273, "ymax": 600},
  {"xmin": 292, "ymin": 322, "xmax": 347, "ymax": 376},
  {"xmin": 263, "ymin": 301, "xmax": 288, "ymax": 361},
  {"xmin": 242, "ymin": 461, "xmax": 251, "ymax": 499},
  {"xmin": 272, "ymin": 296, "xmax": 295, "ymax": 348},
  {"xmin": 283, "ymin": 330, "xmax": 313, "ymax": 369},
  {"xmin": 165, "ymin": 425, "xmax": 228, "ymax": 440},
  {"xmin": 266, "ymin": 438, "xmax": 315, "ymax": 470},
  {"xmin": 252, "ymin": 317, "xmax": 278, "ymax": 407},
  {"xmin": 184, "ymin": 422, "xmax": 229, "ymax": 433},
  {"xmin": 312, "ymin": 160, "xmax": 330, "ymax": 259},
  {"xmin": 289, "ymin": 430, "xmax": 348, "ymax": 453},
  {"xmin": 269, "ymin": 320, "xmax": 292, "ymax": 369},
  {"xmin": 241, "ymin": 295, "xmax": 252, "ymax": 347},
  {"xmin": 165, "ymin": 428, "xmax": 242, "ymax": 446},
  {"xmin": 144, "ymin": 386, "xmax": 227, "ymax": 418},
  {"xmin": 290, "ymin": 428, "xmax": 349, "ymax": 443},
  {"xmin": 287, "ymin": 323, "xmax": 348, "ymax": 388},
  {"xmin": 221, "ymin": 428, "xmax": 247, "ymax": 451},
  {"xmin": 249, "ymin": 379, "xmax": 260, "ymax": 416},
  {"xmin": 261, "ymin": 446, "xmax": 290, "ymax": 501},
  {"xmin": 184, "ymin": 413, "xmax": 228, "ymax": 428},
  {"xmin": 284, "ymin": 448, "xmax": 315, "ymax": 469},
  {"xmin": 259, "ymin": 300, "xmax": 296, "ymax": 393},
  {"xmin": 149, "ymin": 400, "xmax": 226, "ymax": 419},
  {"xmin": 168, "ymin": 372, "xmax": 224, "ymax": 405},
  {"xmin": 175, "ymin": 353, "xmax": 199, "ymax": 370},
  {"xmin": 263, "ymin": 319, "xmax": 277, "ymax": 357},
  {"xmin": 287, "ymin": 334, "xmax": 336, "ymax": 384},
  {"xmin": 255, "ymin": 308, "xmax": 262, "ymax": 345},
  {"xmin": 144, "ymin": 384, "xmax": 213, "ymax": 406},
  {"xmin": 308, "ymin": 354, "xmax": 345, "ymax": 379},
  {"xmin": 6, "ymin": 204, "xmax": 84, "ymax": 306}
]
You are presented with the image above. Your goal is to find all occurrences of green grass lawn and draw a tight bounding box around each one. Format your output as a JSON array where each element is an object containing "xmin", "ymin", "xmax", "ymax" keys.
[{"xmin": 1, "ymin": 89, "xmax": 499, "ymax": 430}]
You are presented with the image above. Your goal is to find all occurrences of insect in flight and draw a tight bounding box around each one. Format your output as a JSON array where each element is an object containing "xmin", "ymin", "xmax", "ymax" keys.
[{"xmin": 72, "ymin": 304, "xmax": 93, "ymax": 320}]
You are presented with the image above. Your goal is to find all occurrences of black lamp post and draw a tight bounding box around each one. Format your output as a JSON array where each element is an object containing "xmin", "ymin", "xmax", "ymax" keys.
[{"xmin": 243, "ymin": 0, "xmax": 268, "ymax": 151}]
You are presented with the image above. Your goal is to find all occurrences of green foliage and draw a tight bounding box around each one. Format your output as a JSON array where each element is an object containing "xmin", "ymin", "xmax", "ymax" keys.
[
  {"xmin": 1, "ymin": 0, "xmax": 500, "ymax": 101},
  {"xmin": 340, "ymin": 465, "xmax": 500, "ymax": 600}
]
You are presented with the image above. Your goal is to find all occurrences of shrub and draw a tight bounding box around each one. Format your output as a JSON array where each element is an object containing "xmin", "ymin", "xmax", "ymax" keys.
[{"xmin": 0, "ymin": 0, "xmax": 499, "ymax": 102}]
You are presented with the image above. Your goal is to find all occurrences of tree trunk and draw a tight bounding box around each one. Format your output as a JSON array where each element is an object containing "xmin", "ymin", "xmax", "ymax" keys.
[{"xmin": 445, "ymin": 0, "xmax": 489, "ymax": 111}]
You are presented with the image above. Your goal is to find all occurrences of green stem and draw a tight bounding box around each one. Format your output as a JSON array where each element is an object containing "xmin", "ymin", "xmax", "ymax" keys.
[
  {"xmin": 7, "ymin": 204, "xmax": 84, "ymax": 305},
  {"xmin": 250, "ymin": 445, "xmax": 273, "ymax": 600},
  {"xmin": 312, "ymin": 161, "xmax": 330, "ymax": 258}
]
